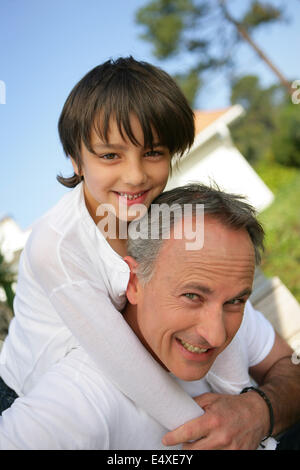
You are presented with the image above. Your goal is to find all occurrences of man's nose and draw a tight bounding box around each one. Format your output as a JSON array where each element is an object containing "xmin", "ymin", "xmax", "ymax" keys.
[
  {"xmin": 195, "ymin": 305, "xmax": 227, "ymax": 349},
  {"xmin": 122, "ymin": 157, "xmax": 147, "ymax": 187}
]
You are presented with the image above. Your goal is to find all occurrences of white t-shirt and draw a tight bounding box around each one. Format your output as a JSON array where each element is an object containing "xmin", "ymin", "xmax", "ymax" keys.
[{"xmin": 0, "ymin": 304, "xmax": 274, "ymax": 450}]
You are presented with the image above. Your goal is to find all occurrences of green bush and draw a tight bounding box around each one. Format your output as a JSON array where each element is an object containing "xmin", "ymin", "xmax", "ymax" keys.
[
  {"xmin": 256, "ymin": 162, "xmax": 300, "ymax": 302},
  {"xmin": 272, "ymin": 104, "xmax": 300, "ymax": 168}
]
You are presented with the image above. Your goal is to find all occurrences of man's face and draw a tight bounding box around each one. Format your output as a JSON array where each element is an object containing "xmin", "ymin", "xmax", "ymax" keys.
[{"xmin": 125, "ymin": 216, "xmax": 255, "ymax": 381}]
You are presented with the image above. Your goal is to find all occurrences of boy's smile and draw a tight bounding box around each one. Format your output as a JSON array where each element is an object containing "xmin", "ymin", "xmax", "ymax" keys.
[{"xmin": 71, "ymin": 113, "xmax": 171, "ymax": 228}]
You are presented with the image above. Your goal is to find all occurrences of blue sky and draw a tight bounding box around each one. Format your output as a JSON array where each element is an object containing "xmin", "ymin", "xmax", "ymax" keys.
[{"xmin": 0, "ymin": 0, "xmax": 299, "ymax": 229}]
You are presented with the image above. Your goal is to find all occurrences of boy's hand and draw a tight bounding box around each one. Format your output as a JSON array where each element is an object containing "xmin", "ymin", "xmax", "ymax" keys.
[{"xmin": 162, "ymin": 392, "xmax": 269, "ymax": 450}]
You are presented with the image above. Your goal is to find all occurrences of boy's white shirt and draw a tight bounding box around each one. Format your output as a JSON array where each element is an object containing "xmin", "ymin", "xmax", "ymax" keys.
[{"xmin": 0, "ymin": 183, "xmax": 276, "ymax": 449}]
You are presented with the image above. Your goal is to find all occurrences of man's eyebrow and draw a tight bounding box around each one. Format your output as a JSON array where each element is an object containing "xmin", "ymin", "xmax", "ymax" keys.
[
  {"xmin": 183, "ymin": 284, "xmax": 252, "ymax": 299},
  {"xmin": 228, "ymin": 288, "xmax": 252, "ymax": 300},
  {"xmin": 183, "ymin": 283, "xmax": 214, "ymax": 295}
]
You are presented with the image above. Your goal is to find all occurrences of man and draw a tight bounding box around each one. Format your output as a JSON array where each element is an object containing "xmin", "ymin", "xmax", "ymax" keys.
[{"xmin": 0, "ymin": 184, "xmax": 299, "ymax": 449}]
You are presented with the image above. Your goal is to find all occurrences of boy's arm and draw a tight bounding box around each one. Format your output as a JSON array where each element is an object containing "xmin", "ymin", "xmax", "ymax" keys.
[
  {"xmin": 25, "ymin": 223, "xmax": 203, "ymax": 431},
  {"xmin": 49, "ymin": 280, "xmax": 204, "ymax": 430}
]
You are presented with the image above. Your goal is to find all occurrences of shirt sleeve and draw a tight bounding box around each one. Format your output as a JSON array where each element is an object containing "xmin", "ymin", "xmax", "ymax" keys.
[
  {"xmin": 0, "ymin": 349, "xmax": 110, "ymax": 450},
  {"xmin": 243, "ymin": 301, "xmax": 276, "ymax": 368},
  {"xmin": 24, "ymin": 221, "xmax": 203, "ymax": 431}
]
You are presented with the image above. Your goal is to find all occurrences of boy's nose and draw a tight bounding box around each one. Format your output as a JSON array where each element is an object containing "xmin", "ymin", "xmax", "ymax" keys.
[{"xmin": 122, "ymin": 159, "xmax": 147, "ymax": 187}]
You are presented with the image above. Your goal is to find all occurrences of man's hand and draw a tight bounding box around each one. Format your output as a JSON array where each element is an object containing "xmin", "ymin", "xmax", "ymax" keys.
[{"xmin": 162, "ymin": 392, "xmax": 270, "ymax": 450}]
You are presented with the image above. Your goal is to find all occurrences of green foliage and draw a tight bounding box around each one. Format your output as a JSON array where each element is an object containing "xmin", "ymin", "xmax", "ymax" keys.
[
  {"xmin": 231, "ymin": 74, "xmax": 300, "ymax": 170},
  {"xmin": 256, "ymin": 163, "xmax": 300, "ymax": 302},
  {"xmin": 241, "ymin": 1, "xmax": 284, "ymax": 29},
  {"xmin": 136, "ymin": 0, "xmax": 208, "ymax": 59},
  {"xmin": 254, "ymin": 159, "xmax": 299, "ymax": 193},
  {"xmin": 230, "ymin": 75, "xmax": 287, "ymax": 164},
  {"xmin": 271, "ymin": 104, "xmax": 300, "ymax": 168},
  {"xmin": 136, "ymin": 0, "xmax": 286, "ymax": 105},
  {"xmin": 173, "ymin": 68, "xmax": 201, "ymax": 105}
]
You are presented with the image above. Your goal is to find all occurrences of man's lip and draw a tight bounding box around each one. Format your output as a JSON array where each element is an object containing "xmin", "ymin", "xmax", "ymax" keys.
[
  {"xmin": 175, "ymin": 338, "xmax": 215, "ymax": 361},
  {"xmin": 176, "ymin": 336, "xmax": 211, "ymax": 350}
]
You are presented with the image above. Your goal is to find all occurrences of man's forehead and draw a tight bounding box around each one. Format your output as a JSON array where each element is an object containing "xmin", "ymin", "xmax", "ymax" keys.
[{"xmin": 153, "ymin": 216, "xmax": 255, "ymax": 276}]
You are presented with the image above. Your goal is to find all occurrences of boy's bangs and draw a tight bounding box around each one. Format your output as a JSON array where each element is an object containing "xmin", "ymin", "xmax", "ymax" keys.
[{"xmin": 88, "ymin": 97, "xmax": 163, "ymax": 154}]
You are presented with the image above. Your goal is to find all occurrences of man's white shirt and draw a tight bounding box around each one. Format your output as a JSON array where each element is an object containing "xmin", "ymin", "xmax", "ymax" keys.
[{"xmin": 0, "ymin": 303, "xmax": 275, "ymax": 449}]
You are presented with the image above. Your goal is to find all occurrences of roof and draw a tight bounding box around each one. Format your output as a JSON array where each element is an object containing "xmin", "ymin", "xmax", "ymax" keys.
[{"xmin": 194, "ymin": 107, "xmax": 232, "ymax": 134}]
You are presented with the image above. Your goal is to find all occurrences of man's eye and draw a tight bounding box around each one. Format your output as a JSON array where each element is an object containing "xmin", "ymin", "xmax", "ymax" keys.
[
  {"xmin": 226, "ymin": 298, "xmax": 245, "ymax": 305},
  {"xmin": 184, "ymin": 293, "xmax": 199, "ymax": 301}
]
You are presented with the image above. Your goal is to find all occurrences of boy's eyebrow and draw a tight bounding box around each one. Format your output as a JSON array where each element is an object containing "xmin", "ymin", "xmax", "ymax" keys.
[
  {"xmin": 93, "ymin": 143, "xmax": 128, "ymax": 150},
  {"xmin": 92, "ymin": 142, "xmax": 166, "ymax": 150}
]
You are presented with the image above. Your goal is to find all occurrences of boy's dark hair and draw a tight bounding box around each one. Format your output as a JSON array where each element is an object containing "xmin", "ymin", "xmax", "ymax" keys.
[{"xmin": 57, "ymin": 56, "xmax": 195, "ymax": 187}]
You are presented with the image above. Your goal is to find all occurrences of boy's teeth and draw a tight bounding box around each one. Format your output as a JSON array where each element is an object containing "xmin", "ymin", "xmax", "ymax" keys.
[
  {"xmin": 179, "ymin": 339, "xmax": 208, "ymax": 354},
  {"xmin": 118, "ymin": 192, "xmax": 144, "ymax": 200}
]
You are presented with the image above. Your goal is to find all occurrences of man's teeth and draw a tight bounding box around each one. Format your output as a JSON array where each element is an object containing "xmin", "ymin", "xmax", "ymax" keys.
[
  {"xmin": 179, "ymin": 339, "xmax": 208, "ymax": 354},
  {"xmin": 118, "ymin": 192, "xmax": 145, "ymax": 200}
]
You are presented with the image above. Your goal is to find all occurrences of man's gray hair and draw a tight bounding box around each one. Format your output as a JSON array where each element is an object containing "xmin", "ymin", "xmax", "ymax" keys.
[{"xmin": 127, "ymin": 183, "xmax": 265, "ymax": 285}]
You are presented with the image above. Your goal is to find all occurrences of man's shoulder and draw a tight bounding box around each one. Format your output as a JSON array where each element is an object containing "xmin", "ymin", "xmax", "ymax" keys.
[
  {"xmin": 50, "ymin": 347, "xmax": 169, "ymax": 449},
  {"xmin": 238, "ymin": 301, "xmax": 275, "ymax": 367}
]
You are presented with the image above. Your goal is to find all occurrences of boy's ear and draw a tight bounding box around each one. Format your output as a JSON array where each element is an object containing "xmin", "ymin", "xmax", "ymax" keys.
[
  {"xmin": 124, "ymin": 256, "xmax": 140, "ymax": 305},
  {"xmin": 70, "ymin": 156, "xmax": 81, "ymax": 176}
]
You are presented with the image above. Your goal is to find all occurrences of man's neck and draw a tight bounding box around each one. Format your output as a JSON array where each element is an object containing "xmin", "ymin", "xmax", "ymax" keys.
[{"xmin": 123, "ymin": 302, "xmax": 168, "ymax": 371}]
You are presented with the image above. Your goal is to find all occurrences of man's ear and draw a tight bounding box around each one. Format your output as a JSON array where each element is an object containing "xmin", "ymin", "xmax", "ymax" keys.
[
  {"xmin": 124, "ymin": 256, "xmax": 140, "ymax": 305},
  {"xmin": 70, "ymin": 156, "xmax": 81, "ymax": 176}
]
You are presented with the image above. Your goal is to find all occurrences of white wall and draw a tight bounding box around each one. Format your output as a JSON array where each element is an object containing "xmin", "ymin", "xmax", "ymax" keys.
[{"xmin": 166, "ymin": 135, "xmax": 274, "ymax": 213}]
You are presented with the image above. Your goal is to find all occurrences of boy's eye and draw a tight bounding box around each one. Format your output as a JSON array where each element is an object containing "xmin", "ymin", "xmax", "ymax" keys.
[
  {"xmin": 100, "ymin": 153, "xmax": 119, "ymax": 160},
  {"xmin": 144, "ymin": 150, "xmax": 163, "ymax": 158}
]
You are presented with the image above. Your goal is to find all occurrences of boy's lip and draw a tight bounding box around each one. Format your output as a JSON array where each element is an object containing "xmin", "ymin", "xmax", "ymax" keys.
[
  {"xmin": 114, "ymin": 190, "xmax": 149, "ymax": 196},
  {"xmin": 113, "ymin": 189, "xmax": 150, "ymax": 204}
]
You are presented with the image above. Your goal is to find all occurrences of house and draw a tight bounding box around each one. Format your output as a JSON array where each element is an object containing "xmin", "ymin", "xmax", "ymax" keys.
[
  {"xmin": 0, "ymin": 216, "xmax": 31, "ymax": 266},
  {"xmin": 166, "ymin": 105, "xmax": 274, "ymax": 213},
  {"xmin": 0, "ymin": 217, "xmax": 31, "ymax": 339}
]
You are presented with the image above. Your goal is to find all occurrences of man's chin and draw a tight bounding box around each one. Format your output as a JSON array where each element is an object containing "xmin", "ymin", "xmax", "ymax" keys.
[{"xmin": 169, "ymin": 366, "xmax": 209, "ymax": 382}]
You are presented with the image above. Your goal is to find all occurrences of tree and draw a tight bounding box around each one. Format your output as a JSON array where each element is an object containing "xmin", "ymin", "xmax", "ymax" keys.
[
  {"xmin": 136, "ymin": 0, "xmax": 292, "ymax": 105},
  {"xmin": 229, "ymin": 75, "xmax": 287, "ymax": 164},
  {"xmin": 271, "ymin": 103, "xmax": 300, "ymax": 168}
]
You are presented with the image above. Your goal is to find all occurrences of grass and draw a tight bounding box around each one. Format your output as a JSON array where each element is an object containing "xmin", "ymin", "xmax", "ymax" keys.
[{"xmin": 254, "ymin": 160, "xmax": 300, "ymax": 303}]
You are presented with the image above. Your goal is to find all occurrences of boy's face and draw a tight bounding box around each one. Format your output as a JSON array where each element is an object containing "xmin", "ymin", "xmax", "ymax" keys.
[{"xmin": 71, "ymin": 114, "xmax": 171, "ymax": 225}]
